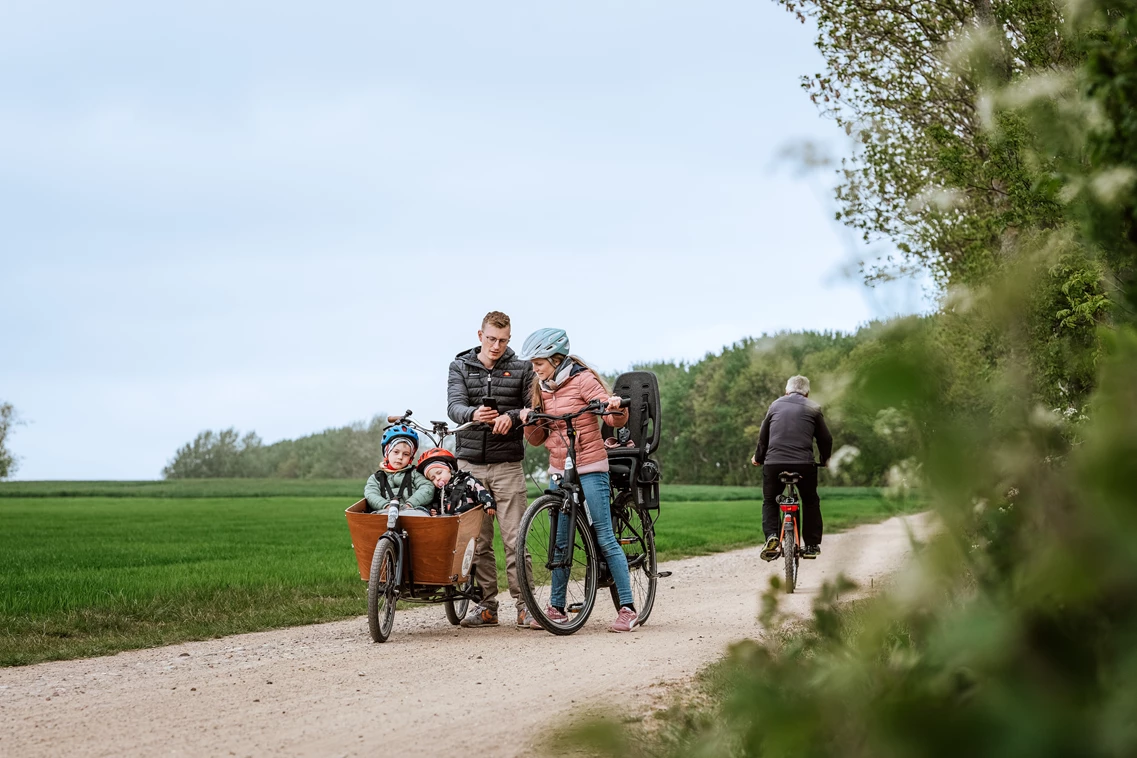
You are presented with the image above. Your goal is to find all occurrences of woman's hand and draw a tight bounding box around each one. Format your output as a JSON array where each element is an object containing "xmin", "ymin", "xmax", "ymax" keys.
[
  {"xmin": 518, "ymin": 408, "xmax": 531, "ymax": 424},
  {"xmin": 606, "ymin": 395, "xmax": 624, "ymax": 412}
]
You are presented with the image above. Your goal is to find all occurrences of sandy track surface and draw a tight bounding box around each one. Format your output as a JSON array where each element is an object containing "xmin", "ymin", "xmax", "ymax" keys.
[{"xmin": 0, "ymin": 512, "xmax": 934, "ymax": 758}]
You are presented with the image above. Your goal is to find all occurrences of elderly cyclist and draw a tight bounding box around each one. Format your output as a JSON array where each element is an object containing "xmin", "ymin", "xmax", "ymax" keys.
[{"xmin": 751, "ymin": 375, "xmax": 833, "ymax": 561}]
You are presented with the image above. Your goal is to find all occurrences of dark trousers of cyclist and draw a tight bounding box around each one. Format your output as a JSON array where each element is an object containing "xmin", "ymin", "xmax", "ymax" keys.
[{"xmin": 761, "ymin": 463, "xmax": 823, "ymax": 546}]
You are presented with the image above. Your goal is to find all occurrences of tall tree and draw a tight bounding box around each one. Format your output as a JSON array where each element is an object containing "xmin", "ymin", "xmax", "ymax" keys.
[{"xmin": 0, "ymin": 402, "xmax": 18, "ymax": 480}]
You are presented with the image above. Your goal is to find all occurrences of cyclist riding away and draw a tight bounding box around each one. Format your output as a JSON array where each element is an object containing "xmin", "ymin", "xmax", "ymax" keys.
[
  {"xmin": 517, "ymin": 327, "xmax": 640, "ymax": 633},
  {"xmin": 751, "ymin": 375, "xmax": 833, "ymax": 561}
]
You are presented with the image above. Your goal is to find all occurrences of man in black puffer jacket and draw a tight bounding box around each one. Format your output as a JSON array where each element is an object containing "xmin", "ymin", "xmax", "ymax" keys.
[{"xmin": 447, "ymin": 310, "xmax": 535, "ymax": 629}]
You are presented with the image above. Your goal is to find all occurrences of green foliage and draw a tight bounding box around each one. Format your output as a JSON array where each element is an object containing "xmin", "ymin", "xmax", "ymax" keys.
[
  {"xmin": 644, "ymin": 327, "xmax": 931, "ymax": 487},
  {"xmin": 0, "ymin": 402, "xmax": 17, "ymax": 480},
  {"xmin": 571, "ymin": 1, "xmax": 1137, "ymax": 754},
  {"xmin": 163, "ymin": 416, "xmax": 388, "ymax": 479}
]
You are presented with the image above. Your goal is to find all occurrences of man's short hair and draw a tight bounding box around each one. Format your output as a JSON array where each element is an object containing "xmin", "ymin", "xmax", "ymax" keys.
[
  {"xmin": 482, "ymin": 311, "xmax": 511, "ymax": 330},
  {"xmin": 786, "ymin": 375, "xmax": 810, "ymax": 395}
]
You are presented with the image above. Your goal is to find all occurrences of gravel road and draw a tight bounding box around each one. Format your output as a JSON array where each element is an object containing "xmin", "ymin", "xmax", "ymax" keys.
[{"xmin": 0, "ymin": 512, "xmax": 935, "ymax": 758}]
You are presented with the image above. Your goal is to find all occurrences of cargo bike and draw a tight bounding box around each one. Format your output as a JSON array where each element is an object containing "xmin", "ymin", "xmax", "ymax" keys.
[{"xmin": 345, "ymin": 411, "xmax": 485, "ymax": 643}]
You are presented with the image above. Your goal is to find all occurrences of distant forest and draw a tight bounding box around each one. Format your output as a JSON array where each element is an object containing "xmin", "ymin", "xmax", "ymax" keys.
[{"xmin": 164, "ymin": 321, "xmax": 931, "ymax": 487}]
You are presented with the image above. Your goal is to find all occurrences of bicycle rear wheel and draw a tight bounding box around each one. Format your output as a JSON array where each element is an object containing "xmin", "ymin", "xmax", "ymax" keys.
[
  {"xmin": 518, "ymin": 494, "xmax": 599, "ymax": 635},
  {"xmin": 609, "ymin": 495, "xmax": 658, "ymax": 625},
  {"xmin": 782, "ymin": 516, "xmax": 798, "ymax": 594}
]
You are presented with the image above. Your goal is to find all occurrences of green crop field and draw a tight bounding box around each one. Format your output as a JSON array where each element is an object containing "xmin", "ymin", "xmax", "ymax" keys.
[{"xmin": 0, "ymin": 481, "xmax": 922, "ymax": 666}]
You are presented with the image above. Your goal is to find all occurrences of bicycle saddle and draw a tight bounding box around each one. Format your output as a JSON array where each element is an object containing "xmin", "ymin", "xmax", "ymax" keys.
[{"xmin": 779, "ymin": 472, "xmax": 803, "ymax": 484}]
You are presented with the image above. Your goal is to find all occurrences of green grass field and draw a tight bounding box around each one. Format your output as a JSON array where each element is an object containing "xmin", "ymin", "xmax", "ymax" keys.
[{"xmin": 0, "ymin": 481, "xmax": 921, "ymax": 666}]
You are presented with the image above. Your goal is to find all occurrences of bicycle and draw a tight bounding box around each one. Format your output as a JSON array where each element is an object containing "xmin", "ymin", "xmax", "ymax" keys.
[
  {"xmin": 516, "ymin": 397, "xmax": 665, "ymax": 635},
  {"xmin": 345, "ymin": 410, "xmax": 485, "ymax": 642},
  {"xmin": 775, "ymin": 471, "xmax": 804, "ymax": 593}
]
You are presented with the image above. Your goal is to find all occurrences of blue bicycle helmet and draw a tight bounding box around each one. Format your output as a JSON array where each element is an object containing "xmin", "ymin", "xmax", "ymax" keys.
[
  {"xmin": 381, "ymin": 424, "xmax": 419, "ymax": 452},
  {"xmin": 519, "ymin": 328, "xmax": 570, "ymax": 361}
]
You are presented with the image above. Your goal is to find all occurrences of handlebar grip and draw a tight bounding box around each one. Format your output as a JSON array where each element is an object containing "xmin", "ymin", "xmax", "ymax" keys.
[
  {"xmin": 387, "ymin": 415, "xmax": 403, "ymax": 424},
  {"xmin": 619, "ymin": 397, "xmax": 631, "ymax": 408}
]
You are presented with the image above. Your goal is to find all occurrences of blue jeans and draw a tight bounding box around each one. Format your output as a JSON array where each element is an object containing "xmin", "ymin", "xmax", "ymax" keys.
[{"xmin": 550, "ymin": 471, "xmax": 635, "ymax": 609}]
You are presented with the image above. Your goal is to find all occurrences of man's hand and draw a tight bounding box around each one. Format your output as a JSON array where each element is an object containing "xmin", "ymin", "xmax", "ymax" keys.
[
  {"xmin": 485, "ymin": 506, "xmax": 497, "ymax": 517},
  {"xmin": 491, "ymin": 414, "xmax": 513, "ymax": 435},
  {"xmin": 751, "ymin": 455, "xmax": 760, "ymax": 467},
  {"xmin": 473, "ymin": 406, "xmax": 498, "ymax": 423}
]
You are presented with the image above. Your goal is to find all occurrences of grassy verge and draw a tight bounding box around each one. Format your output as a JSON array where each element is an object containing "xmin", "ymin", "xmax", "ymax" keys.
[{"xmin": 0, "ymin": 484, "xmax": 919, "ymax": 666}]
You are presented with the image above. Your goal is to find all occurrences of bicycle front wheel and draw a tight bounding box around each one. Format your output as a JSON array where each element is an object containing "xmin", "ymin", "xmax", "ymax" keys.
[
  {"xmin": 609, "ymin": 495, "xmax": 658, "ymax": 625},
  {"xmin": 518, "ymin": 494, "xmax": 599, "ymax": 635},
  {"xmin": 367, "ymin": 536, "xmax": 399, "ymax": 642}
]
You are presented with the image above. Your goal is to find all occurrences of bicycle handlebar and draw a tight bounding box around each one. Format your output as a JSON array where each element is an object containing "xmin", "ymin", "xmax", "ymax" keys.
[{"xmin": 524, "ymin": 397, "xmax": 631, "ymax": 425}]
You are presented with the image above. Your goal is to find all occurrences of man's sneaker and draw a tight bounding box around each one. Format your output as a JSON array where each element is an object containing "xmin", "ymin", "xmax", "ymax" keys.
[
  {"xmin": 516, "ymin": 608, "xmax": 536, "ymax": 629},
  {"xmin": 609, "ymin": 606, "xmax": 639, "ymax": 633},
  {"xmin": 802, "ymin": 544, "xmax": 821, "ymax": 559},
  {"xmin": 760, "ymin": 535, "xmax": 781, "ymax": 562},
  {"xmin": 460, "ymin": 605, "xmax": 498, "ymax": 628},
  {"xmin": 530, "ymin": 606, "xmax": 569, "ymax": 629}
]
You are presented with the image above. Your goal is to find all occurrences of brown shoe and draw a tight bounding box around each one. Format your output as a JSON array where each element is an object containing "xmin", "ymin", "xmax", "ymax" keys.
[{"xmin": 460, "ymin": 605, "xmax": 499, "ymax": 628}]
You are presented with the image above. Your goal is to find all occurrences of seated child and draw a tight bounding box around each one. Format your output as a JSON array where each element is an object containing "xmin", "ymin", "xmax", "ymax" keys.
[
  {"xmin": 416, "ymin": 447, "xmax": 497, "ymax": 517},
  {"xmin": 363, "ymin": 424, "xmax": 435, "ymax": 516}
]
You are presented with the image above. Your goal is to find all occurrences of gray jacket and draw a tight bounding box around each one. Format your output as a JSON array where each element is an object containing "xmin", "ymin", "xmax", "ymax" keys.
[
  {"xmin": 447, "ymin": 347, "xmax": 534, "ymax": 465},
  {"xmin": 755, "ymin": 393, "xmax": 833, "ymax": 466}
]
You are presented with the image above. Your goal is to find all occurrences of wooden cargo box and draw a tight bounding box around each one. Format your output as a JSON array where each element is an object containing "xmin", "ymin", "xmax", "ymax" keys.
[{"xmin": 345, "ymin": 500, "xmax": 483, "ymax": 585}]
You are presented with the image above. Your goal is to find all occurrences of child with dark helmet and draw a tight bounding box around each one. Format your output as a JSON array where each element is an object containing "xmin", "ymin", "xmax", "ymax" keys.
[
  {"xmin": 364, "ymin": 424, "xmax": 435, "ymax": 515},
  {"xmin": 416, "ymin": 447, "xmax": 498, "ymax": 517}
]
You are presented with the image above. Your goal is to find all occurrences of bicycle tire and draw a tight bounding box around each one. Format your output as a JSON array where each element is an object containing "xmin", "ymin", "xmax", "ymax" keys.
[
  {"xmin": 367, "ymin": 536, "xmax": 399, "ymax": 642},
  {"xmin": 782, "ymin": 516, "xmax": 798, "ymax": 594},
  {"xmin": 444, "ymin": 574, "xmax": 476, "ymax": 626},
  {"xmin": 518, "ymin": 494, "xmax": 599, "ymax": 635},
  {"xmin": 609, "ymin": 496, "xmax": 658, "ymax": 625}
]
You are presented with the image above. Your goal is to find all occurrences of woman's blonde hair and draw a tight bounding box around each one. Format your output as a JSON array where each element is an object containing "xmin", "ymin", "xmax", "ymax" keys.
[{"xmin": 529, "ymin": 354, "xmax": 610, "ymax": 411}]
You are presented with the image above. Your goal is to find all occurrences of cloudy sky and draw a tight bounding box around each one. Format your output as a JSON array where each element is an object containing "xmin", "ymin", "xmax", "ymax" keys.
[{"xmin": 1, "ymin": 1, "xmax": 929, "ymax": 480}]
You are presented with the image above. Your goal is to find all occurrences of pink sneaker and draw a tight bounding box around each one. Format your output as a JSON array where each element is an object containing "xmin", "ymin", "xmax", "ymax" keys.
[
  {"xmin": 531, "ymin": 606, "xmax": 569, "ymax": 629},
  {"xmin": 609, "ymin": 607, "xmax": 639, "ymax": 633}
]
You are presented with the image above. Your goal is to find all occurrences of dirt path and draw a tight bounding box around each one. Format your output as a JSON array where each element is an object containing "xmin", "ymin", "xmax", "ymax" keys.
[{"xmin": 0, "ymin": 512, "xmax": 935, "ymax": 758}]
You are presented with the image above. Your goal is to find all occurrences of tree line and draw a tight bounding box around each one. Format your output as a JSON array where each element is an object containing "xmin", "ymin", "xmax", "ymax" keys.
[{"xmin": 163, "ymin": 322, "xmax": 926, "ymax": 486}]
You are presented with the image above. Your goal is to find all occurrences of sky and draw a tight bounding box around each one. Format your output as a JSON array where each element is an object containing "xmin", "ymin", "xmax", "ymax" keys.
[{"xmin": 1, "ymin": 1, "xmax": 931, "ymax": 480}]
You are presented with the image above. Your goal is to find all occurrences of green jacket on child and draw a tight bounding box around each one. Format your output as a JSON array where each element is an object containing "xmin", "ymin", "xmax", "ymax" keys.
[{"xmin": 364, "ymin": 467, "xmax": 435, "ymax": 512}]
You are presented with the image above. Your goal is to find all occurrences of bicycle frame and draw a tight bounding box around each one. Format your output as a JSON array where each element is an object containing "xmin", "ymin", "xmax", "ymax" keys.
[
  {"xmin": 777, "ymin": 482, "xmax": 803, "ymax": 555},
  {"xmin": 526, "ymin": 400, "xmax": 625, "ymax": 610}
]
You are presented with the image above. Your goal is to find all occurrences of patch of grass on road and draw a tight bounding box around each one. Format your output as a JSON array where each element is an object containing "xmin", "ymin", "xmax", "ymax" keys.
[{"xmin": 0, "ymin": 484, "xmax": 920, "ymax": 666}]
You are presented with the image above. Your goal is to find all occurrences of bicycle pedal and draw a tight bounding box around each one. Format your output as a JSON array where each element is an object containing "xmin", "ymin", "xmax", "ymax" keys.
[
  {"xmin": 801, "ymin": 553, "xmax": 818, "ymax": 560},
  {"xmin": 618, "ymin": 538, "xmax": 636, "ymax": 545},
  {"xmin": 566, "ymin": 602, "xmax": 585, "ymax": 614},
  {"xmin": 655, "ymin": 571, "xmax": 673, "ymax": 578}
]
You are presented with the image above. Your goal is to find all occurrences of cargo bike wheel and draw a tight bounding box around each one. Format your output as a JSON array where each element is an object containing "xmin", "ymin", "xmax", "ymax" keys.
[
  {"xmin": 444, "ymin": 573, "xmax": 479, "ymax": 625},
  {"xmin": 518, "ymin": 494, "xmax": 599, "ymax": 635},
  {"xmin": 367, "ymin": 536, "xmax": 399, "ymax": 643}
]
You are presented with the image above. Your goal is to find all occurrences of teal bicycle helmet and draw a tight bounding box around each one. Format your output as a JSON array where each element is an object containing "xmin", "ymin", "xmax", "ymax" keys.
[{"xmin": 519, "ymin": 328, "xmax": 570, "ymax": 360}]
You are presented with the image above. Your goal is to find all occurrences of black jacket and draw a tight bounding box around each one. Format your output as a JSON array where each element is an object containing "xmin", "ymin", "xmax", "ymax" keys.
[
  {"xmin": 447, "ymin": 347, "xmax": 534, "ymax": 464},
  {"xmin": 755, "ymin": 393, "xmax": 834, "ymax": 466}
]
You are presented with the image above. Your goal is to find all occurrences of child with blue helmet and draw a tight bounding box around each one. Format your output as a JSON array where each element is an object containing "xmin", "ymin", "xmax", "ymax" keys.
[{"xmin": 363, "ymin": 424, "xmax": 435, "ymax": 515}]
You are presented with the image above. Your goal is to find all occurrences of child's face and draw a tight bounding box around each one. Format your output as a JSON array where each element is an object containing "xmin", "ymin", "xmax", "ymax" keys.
[
  {"xmin": 386, "ymin": 444, "xmax": 414, "ymax": 469},
  {"xmin": 427, "ymin": 467, "xmax": 453, "ymax": 488}
]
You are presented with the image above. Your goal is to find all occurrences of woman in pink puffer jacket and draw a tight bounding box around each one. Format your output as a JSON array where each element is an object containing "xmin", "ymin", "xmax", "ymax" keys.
[{"xmin": 518, "ymin": 328, "xmax": 639, "ymax": 633}]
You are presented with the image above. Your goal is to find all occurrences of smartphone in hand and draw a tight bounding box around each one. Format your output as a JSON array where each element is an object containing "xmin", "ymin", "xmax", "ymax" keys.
[{"xmin": 480, "ymin": 397, "xmax": 499, "ymax": 411}]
